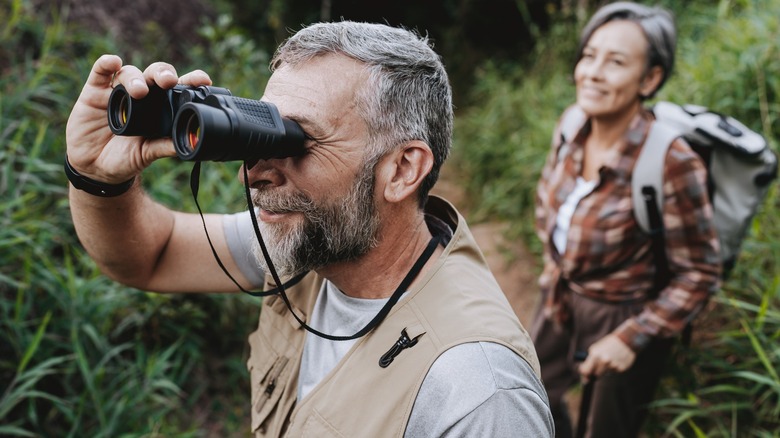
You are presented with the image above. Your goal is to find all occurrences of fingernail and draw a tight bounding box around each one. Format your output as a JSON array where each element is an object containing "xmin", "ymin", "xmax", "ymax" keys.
[
  {"xmin": 160, "ymin": 70, "xmax": 175, "ymax": 78},
  {"xmin": 130, "ymin": 78, "xmax": 145, "ymax": 89}
]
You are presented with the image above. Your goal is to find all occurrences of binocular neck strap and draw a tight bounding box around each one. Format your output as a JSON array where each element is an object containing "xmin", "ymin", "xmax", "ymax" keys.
[{"xmin": 189, "ymin": 162, "xmax": 441, "ymax": 341}]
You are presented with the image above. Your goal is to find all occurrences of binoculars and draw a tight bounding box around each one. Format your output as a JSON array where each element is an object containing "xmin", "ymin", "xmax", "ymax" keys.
[{"xmin": 107, "ymin": 84, "xmax": 306, "ymax": 161}]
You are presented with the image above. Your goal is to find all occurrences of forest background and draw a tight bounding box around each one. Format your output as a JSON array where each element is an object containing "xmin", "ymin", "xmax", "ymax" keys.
[{"xmin": 1, "ymin": 0, "xmax": 778, "ymax": 436}]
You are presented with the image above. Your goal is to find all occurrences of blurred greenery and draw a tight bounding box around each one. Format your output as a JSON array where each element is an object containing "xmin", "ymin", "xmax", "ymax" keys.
[
  {"xmin": 1, "ymin": 1, "xmax": 260, "ymax": 435},
  {"xmin": 1, "ymin": 0, "xmax": 778, "ymax": 436}
]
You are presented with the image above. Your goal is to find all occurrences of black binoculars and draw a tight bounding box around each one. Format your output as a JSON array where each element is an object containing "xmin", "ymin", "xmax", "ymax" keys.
[{"xmin": 107, "ymin": 84, "xmax": 306, "ymax": 162}]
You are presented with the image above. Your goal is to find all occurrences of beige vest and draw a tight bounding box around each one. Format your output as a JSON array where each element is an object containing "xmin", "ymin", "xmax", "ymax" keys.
[{"xmin": 246, "ymin": 196, "xmax": 540, "ymax": 437}]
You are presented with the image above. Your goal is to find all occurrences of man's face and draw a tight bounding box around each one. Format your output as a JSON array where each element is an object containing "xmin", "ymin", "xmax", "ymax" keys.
[
  {"xmin": 249, "ymin": 159, "xmax": 379, "ymax": 277},
  {"xmin": 244, "ymin": 54, "xmax": 381, "ymax": 277}
]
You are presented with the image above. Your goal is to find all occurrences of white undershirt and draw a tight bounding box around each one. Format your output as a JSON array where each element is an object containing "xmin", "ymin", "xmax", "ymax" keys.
[
  {"xmin": 297, "ymin": 280, "xmax": 383, "ymax": 400},
  {"xmin": 553, "ymin": 176, "xmax": 597, "ymax": 254}
]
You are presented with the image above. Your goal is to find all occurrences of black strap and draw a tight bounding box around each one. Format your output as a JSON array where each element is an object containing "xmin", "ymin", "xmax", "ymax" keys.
[
  {"xmin": 65, "ymin": 156, "xmax": 135, "ymax": 197},
  {"xmin": 642, "ymin": 185, "xmax": 693, "ymax": 345},
  {"xmin": 641, "ymin": 186, "xmax": 670, "ymax": 295},
  {"xmin": 189, "ymin": 162, "xmax": 280, "ymax": 297},
  {"xmin": 276, "ymin": 233, "xmax": 439, "ymax": 342},
  {"xmin": 189, "ymin": 161, "xmax": 441, "ymax": 341}
]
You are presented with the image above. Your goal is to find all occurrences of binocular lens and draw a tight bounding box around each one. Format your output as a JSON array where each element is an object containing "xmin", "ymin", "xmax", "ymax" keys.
[
  {"xmin": 186, "ymin": 115, "xmax": 200, "ymax": 150},
  {"xmin": 119, "ymin": 95, "xmax": 129, "ymax": 126},
  {"xmin": 109, "ymin": 90, "xmax": 130, "ymax": 130}
]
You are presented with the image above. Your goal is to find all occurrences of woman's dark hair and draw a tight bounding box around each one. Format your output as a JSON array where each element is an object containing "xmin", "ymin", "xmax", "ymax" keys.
[{"xmin": 576, "ymin": 2, "xmax": 677, "ymax": 99}]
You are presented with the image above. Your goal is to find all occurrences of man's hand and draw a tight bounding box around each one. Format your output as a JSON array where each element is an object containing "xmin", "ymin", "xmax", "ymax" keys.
[
  {"xmin": 65, "ymin": 54, "xmax": 212, "ymax": 184},
  {"xmin": 578, "ymin": 334, "xmax": 636, "ymax": 380}
]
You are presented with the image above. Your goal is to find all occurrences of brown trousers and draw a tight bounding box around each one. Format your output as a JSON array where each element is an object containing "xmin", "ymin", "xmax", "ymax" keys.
[{"xmin": 531, "ymin": 292, "xmax": 674, "ymax": 438}]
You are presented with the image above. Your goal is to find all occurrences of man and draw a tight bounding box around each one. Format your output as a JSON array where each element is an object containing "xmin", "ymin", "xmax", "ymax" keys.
[{"xmin": 66, "ymin": 21, "xmax": 553, "ymax": 437}]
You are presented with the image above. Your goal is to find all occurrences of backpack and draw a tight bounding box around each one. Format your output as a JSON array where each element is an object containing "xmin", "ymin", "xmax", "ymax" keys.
[{"xmin": 558, "ymin": 102, "xmax": 778, "ymax": 279}]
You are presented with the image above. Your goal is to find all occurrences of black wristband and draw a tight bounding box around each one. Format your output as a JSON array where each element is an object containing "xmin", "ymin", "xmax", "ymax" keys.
[{"xmin": 64, "ymin": 157, "xmax": 135, "ymax": 197}]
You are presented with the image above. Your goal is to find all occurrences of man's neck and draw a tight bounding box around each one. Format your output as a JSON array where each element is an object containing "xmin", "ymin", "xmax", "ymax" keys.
[{"xmin": 317, "ymin": 212, "xmax": 443, "ymax": 299}]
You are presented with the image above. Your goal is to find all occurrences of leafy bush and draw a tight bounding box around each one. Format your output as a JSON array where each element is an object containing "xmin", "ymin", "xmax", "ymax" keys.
[
  {"xmin": 450, "ymin": 22, "xmax": 576, "ymax": 250},
  {"xmin": 0, "ymin": 2, "xmax": 266, "ymax": 435}
]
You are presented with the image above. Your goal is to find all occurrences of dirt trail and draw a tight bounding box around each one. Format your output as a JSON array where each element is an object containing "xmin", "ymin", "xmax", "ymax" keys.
[{"xmin": 431, "ymin": 166, "xmax": 541, "ymax": 329}]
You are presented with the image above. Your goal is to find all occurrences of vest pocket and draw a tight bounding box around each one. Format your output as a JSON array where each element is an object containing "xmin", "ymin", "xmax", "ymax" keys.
[
  {"xmin": 300, "ymin": 411, "xmax": 344, "ymax": 438},
  {"xmin": 249, "ymin": 353, "xmax": 291, "ymax": 435}
]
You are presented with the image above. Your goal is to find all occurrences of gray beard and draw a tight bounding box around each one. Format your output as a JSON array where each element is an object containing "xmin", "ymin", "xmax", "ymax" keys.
[{"xmin": 250, "ymin": 166, "xmax": 380, "ymax": 278}]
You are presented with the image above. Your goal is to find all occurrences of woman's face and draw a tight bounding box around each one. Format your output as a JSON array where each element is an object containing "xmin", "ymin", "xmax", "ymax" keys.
[{"xmin": 574, "ymin": 20, "xmax": 657, "ymax": 118}]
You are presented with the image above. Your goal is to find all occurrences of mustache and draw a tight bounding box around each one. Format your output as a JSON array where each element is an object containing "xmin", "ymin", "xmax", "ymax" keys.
[{"xmin": 251, "ymin": 189, "xmax": 316, "ymax": 214}]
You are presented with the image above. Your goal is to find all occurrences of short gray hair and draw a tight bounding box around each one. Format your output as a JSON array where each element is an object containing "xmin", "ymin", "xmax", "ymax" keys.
[
  {"xmin": 271, "ymin": 21, "xmax": 454, "ymax": 207},
  {"xmin": 576, "ymin": 2, "xmax": 677, "ymax": 99}
]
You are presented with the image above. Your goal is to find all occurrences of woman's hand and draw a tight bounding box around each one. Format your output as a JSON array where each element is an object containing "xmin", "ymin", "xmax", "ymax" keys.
[
  {"xmin": 65, "ymin": 54, "xmax": 212, "ymax": 184},
  {"xmin": 578, "ymin": 333, "xmax": 636, "ymax": 380}
]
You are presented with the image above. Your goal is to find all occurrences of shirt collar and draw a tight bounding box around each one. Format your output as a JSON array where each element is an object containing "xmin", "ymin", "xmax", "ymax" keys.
[{"xmin": 572, "ymin": 107, "xmax": 654, "ymax": 177}]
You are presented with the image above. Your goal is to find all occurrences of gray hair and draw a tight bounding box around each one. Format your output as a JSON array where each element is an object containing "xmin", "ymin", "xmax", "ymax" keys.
[
  {"xmin": 576, "ymin": 2, "xmax": 677, "ymax": 99},
  {"xmin": 270, "ymin": 21, "xmax": 454, "ymax": 207}
]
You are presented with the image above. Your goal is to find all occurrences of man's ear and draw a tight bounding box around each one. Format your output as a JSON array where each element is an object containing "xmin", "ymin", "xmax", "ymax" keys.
[
  {"xmin": 640, "ymin": 65, "xmax": 664, "ymax": 98},
  {"xmin": 379, "ymin": 140, "xmax": 433, "ymax": 204}
]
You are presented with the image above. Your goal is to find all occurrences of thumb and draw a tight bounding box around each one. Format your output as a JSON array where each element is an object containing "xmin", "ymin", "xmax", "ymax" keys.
[
  {"xmin": 141, "ymin": 137, "xmax": 178, "ymax": 164},
  {"xmin": 578, "ymin": 355, "xmax": 595, "ymax": 380}
]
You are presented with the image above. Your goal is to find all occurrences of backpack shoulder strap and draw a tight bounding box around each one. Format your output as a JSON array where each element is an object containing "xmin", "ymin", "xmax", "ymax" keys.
[
  {"xmin": 632, "ymin": 119, "xmax": 681, "ymax": 233},
  {"xmin": 555, "ymin": 105, "xmax": 588, "ymax": 166},
  {"xmin": 559, "ymin": 105, "xmax": 587, "ymax": 145}
]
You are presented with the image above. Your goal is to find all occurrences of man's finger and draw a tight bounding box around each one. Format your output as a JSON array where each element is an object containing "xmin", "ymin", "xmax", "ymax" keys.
[
  {"xmin": 86, "ymin": 54, "xmax": 123, "ymax": 88},
  {"xmin": 143, "ymin": 62, "xmax": 179, "ymax": 89},
  {"xmin": 178, "ymin": 70, "xmax": 213, "ymax": 87},
  {"xmin": 112, "ymin": 65, "xmax": 148, "ymax": 98}
]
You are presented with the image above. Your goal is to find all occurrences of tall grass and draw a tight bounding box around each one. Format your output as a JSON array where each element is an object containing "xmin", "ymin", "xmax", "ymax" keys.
[
  {"xmin": 1, "ymin": 2, "xmax": 266, "ymax": 436},
  {"xmin": 452, "ymin": 0, "xmax": 780, "ymax": 435}
]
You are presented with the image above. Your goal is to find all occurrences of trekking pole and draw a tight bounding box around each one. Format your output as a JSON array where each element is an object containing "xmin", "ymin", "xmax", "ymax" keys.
[{"xmin": 574, "ymin": 350, "xmax": 592, "ymax": 438}]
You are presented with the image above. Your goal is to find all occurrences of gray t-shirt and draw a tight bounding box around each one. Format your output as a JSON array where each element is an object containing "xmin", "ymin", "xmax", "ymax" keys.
[{"xmin": 223, "ymin": 212, "xmax": 554, "ymax": 437}]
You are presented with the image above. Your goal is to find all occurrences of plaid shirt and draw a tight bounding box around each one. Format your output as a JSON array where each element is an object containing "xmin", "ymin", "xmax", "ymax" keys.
[{"xmin": 535, "ymin": 105, "xmax": 721, "ymax": 351}]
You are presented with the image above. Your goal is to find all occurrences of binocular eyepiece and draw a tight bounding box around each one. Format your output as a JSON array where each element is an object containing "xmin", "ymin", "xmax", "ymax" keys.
[{"xmin": 107, "ymin": 84, "xmax": 306, "ymax": 162}]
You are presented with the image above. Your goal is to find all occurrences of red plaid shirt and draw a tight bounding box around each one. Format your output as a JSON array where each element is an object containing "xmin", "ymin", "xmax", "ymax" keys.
[{"xmin": 535, "ymin": 105, "xmax": 721, "ymax": 351}]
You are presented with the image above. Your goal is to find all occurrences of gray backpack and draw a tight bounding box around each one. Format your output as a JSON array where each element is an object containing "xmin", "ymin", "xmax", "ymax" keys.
[{"xmin": 559, "ymin": 102, "xmax": 778, "ymax": 277}]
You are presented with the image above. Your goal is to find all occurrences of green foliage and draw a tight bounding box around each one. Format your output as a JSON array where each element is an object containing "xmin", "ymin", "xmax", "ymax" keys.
[
  {"xmin": 650, "ymin": 184, "xmax": 780, "ymax": 436},
  {"xmin": 451, "ymin": 20, "xmax": 576, "ymax": 249},
  {"xmin": 191, "ymin": 14, "xmax": 272, "ymax": 97},
  {"xmin": 453, "ymin": 0, "xmax": 780, "ymax": 435},
  {"xmin": 662, "ymin": 0, "xmax": 780, "ymax": 143},
  {"xmin": 0, "ymin": 2, "xmax": 265, "ymax": 435}
]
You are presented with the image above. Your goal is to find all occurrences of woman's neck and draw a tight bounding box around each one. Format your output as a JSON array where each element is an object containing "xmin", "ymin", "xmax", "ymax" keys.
[
  {"xmin": 588, "ymin": 101, "xmax": 642, "ymax": 150},
  {"xmin": 580, "ymin": 101, "xmax": 643, "ymax": 180}
]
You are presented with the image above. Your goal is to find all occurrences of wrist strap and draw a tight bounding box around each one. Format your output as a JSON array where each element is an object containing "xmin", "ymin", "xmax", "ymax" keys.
[{"xmin": 64, "ymin": 156, "xmax": 136, "ymax": 197}]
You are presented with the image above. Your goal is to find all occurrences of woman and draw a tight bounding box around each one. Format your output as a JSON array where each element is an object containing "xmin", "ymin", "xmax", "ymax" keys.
[{"xmin": 532, "ymin": 3, "xmax": 721, "ymax": 437}]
